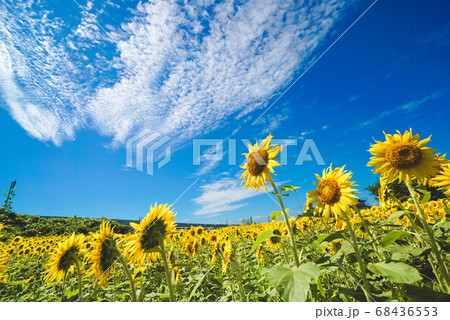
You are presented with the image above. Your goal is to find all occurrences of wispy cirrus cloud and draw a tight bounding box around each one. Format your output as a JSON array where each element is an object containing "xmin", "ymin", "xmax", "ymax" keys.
[
  {"xmin": 345, "ymin": 91, "xmax": 444, "ymax": 133},
  {"xmin": 191, "ymin": 176, "xmax": 260, "ymax": 217},
  {"xmin": 0, "ymin": 0, "xmax": 354, "ymax": 149},
  {"xmin": 191, "ymin": 172, "xmax": 290, "ymax": 217}
]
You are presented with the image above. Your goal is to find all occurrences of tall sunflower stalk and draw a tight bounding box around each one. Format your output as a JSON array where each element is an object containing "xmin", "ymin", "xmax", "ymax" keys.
[
  {"xmin": 87, "ymin": 221, "xmax": 137, "ymax": 301},
  {"xmin": 125, "ymin": 203, "xmax": 178, "ymax": 302},
  {"xmin": 241, "ymin": 134, "xmax": 300, "ymax": 267},
  {"xmin": 405, "ymin": 182, "xmax": 450, "ymax": 292},
  {"xmin": 42, "ymin": 233, "xmax": 86, "ymax": 301},
  {"xmin": 368, "ymin": 129, "xmax": 450, "ymax": 292},
  {"xmin": 308, "ymin": 165, "xmax": 372, "ymax": 301}
]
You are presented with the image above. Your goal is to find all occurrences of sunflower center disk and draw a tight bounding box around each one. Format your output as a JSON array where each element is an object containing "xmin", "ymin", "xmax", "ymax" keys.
[
  {"xmin": 247, "ymin": 149, "xmax": 269, "ymax": 176},
  {"xmin": 318, "ymin": 179, "xmax": 341, "ymax": 205},
  {"xmin": 270, "ymin": 229, "xmax": 282, "ymax": 244},
  {"xmin": 385, "ymin": 143, "xmax": 423, "ymax": 169}
]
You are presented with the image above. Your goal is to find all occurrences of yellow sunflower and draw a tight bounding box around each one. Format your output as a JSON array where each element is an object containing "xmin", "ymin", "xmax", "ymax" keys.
[
  {"xmin": 42, "ymin": 233, "xmax": 85, "ymax": 284},
  {"xmin": 368, "ymin": 129, "xmax": 437, "ymax": 183},
  {"xmin": 265, "ymin": 224, "xmax": 283, "ymax": 250},
  {"xmin": 125, "ymin": 203, "xmax": 177, "ymax": 264},
  {"xmin": 87, "ymin": 221, "xmax": 119, "ymax": 288},
  {"xmin": 0, "ymin": 223, "xmax": 3, "ymax": 232},
  {"xmin": 421, "ymin": 153, "xmax": 448, "ymax": 187},
  {"xmin": 221, "ymin": 240, "xmax": 232, "ymax": 274},
  {"xmin": 241, "ymin": 134, "xmax": 283, "ymax": 191},
  {"xmin": 308, "ymin": 165, "xmax": 359, "ymax": 221},
  {"xmin": 433, "ymin": 163, "xmax": 450, "ymax": 195}
]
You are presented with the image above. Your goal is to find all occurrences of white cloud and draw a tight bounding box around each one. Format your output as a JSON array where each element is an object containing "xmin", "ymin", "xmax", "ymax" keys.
[
  {"xmin": 0, "ymin": 0, "xmax": 353, "ymax": 150},
  {"xmin": 259, "ymin": 106, "xmax": 292, "ymax": 134},
  {"xmin": 346, "ymin": 91, "xmax": 443, "ymax": 133},
  {"xmin": 191, "ymin": 176, "xmax": 259, "ymax": 216},
  {"xmin": 191, "ymin": 172, "xmax": 290, "ymax": 217}
]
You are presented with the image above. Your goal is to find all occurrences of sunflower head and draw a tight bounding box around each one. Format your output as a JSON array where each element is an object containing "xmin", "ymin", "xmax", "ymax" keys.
[
  {"xmin": 308, "ymin": 165, "xmax": 359, "ymax": 221},
  {"xmin": 265, "ymin": 224, "xmax": 283, "ymax": 250},
  {"xmin": 368, "ymin": 129, "xmax": 437, "ymax": 183},
  {"xmin": 42, "ymin": 233, "xmax": 85, "ymax": 284},
  {"xmin": 125, "ymin": 203, "xmax": 177, "ymax": 264},
  {"xmin": 240, "ymin": 134, "xmax": 283, "ymax": 191},
  {"xmin": 87, "ymin": 221, "xmax": 119, "ymax": 288},
  {"xmin": 433, "ymin": 163, "xmax": 450, "ymax": 196}
]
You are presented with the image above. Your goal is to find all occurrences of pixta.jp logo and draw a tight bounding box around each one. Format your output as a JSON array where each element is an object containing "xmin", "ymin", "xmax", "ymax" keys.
[
  {"xmin": 125, "ymin": 133, "xmax": 325, "ymax": 176},
  {"xmin": 125, "ymin": 129, "xmax": 172, "ymax": 176}
]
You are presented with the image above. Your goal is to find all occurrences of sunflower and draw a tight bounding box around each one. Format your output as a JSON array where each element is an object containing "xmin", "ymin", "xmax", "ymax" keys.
[
  {"xmin": 87, "ymin": 221, "xmax": 119, "ymax": 288},
  {"xmin": 255, "ymin": 245, "xmax": 265, "ymax": 263},
  {"xmin": 0, "ymin": 223, "xmax": 3, "ymax": 232},
  {"xmin": 308, "ymin": 165, "xmax": 359, "ymax": 221},
  {"xmin": 185, "ymin": 239, "xmax": 196, "ymax": 258},
  {"xmin": 265, "ymin": 224, "xmax": 283, "ymax": 250},
  {"xmin": 420, "ymin": 154, "xmax": 448, "ymax": 187},
  {"xmin": 125, "ymin": 203, "xmax": 177, "ymax": 264},
  {"xmin": 241, "ymin": 134, "xmax": 283, "ymax": 191},
  {"xmin": 42, "ymin": 233, "xmax": 85, "ymax": 284},
  {"xmin": 368, "ymin": 129, "xmax": 437, "ymax": 183},
  {"xmin": 433, "ymin": 163, "xmax": 450, "ymax": 195},
  {"xmin": 132, "ymin": 265, "xmax": 146, "ymax": 282},
  {"xmin": 221, "ymin": 240, "xmax": 232, "ymax": 274}
]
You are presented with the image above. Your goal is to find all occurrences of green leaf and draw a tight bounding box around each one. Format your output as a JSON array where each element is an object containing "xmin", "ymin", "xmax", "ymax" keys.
[
  {"xmin": 367, "ymin": 261, "xmax": 422, "ymax": 284},
  {"xmin": 320, "ymin": 231, "xmax": 345, "ymax": 244},
  {"xmin": 280, "ymin": 185, "xmax": 301, "ymax": 192},
  {"xmin": 381, "ymin": 230, "xmax": 409, "ymax": 247},
  {"xmin": 380, "ymin": 211, "xmax": 407, "ymax": 226},
  {"xmin": 270, "ymin": 211, "xmax": 283, "ymax": 221},
  {"xmin": 410, "ymin": 246, "xmax": 432, "ymax": 257},
  {"xmin": 188, "ymin": 266, "xmax": 214, "ymax": 302},
  {"xmin": 265, "ymin": 262, "xmax": 319, "ymax": 302},
  {"xmin": 419, "ymin": 192, "xmax": 431, "ymax": 204},
  {"xmin": 249, "ymin": 230, "xmax": 275, "ymax": 254}
]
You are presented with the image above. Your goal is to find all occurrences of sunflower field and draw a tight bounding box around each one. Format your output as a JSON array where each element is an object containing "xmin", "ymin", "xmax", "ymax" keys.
[{"xmin": 0, "ymin": 129, "xmax": 449, "ymax": 302}]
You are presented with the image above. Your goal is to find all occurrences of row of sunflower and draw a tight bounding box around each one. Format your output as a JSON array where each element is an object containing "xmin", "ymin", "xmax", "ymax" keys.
[{"xmin": 0, "ymin": 129, "xmax": 449, "ymax": 301}]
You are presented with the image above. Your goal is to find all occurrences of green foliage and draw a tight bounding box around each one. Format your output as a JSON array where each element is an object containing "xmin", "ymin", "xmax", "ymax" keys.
[
  {"xmin": 366, "ymin": 179, "xmax": 446, "ymax": 201},
  {"xmin": 0, "ymin": 211, "xmax": 132, "ymax": 237},
  {"xmin": 264, "ymin": 262, "xmax": 320, "ymax": 302},
  {"xmin": 367, "ymin": 262, "xmax": 422, "ymax": 284},
  {"xmin": 2, "ymin": 180, "xmax": 16, "ymax": 213}
]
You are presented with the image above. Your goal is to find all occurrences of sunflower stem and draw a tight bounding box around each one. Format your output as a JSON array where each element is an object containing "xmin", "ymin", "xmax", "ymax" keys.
[
  {"xmin": 159, "ymin": 238, "xmax": 175, "ymax": 302},
  {"xmin": 113, "ymin": 272, "xmax": 116, "ymax": 302},
  {"xmin": 60, "ymin": 273, "xmax": 67, "ymax": 302},
  {"xmin": 74, "ymin": 256, "xmax": 83, "ymax": 302},
  {"xmin": 232, "ymin": 259, "xmax": 245, "ymax": 302},
  {"xmin": 353, "ymin": 206, "xmax": 384, "ymax": 261},
  {"xmin": 342, "ymin": 211, "xmax": 372, "ymax": 302},
  {"xmin": 405, "ymin": 182, "xmax": 450, "ymax": 293},
  {"xmin": 281, "ymin": 242, "xmax": 290, "ymax": 264},
  {"xmin": 268, "ymin": 177, "xmax": 300, "ymax": 267},
  {"xmin": 117, "ymin": 254, "xmax": 137, "ymax": 302}
]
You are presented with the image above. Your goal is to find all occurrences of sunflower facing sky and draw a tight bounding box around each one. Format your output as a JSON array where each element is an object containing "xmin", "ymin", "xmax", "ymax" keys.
[
  {"xmin": 308, "ymin": 165, "xmax": 359, "ymax": 221},
  {"xmin": 42, "ymin": 233, "xmax": 85, "ymax": 284},
  {"xmin": 367, "ymin": 129, "xmax": 437, "ymax": 183},
  {"xmin": 87, "ymin": 221, "xmax": 119, "ymax": 288},
  {"xmin": 240, "ymin": 134, "xmax": 283, "ymax": 191},
  {"xmin": 125, "ymin": 203, "xmax": 177, "ymax": 264}
]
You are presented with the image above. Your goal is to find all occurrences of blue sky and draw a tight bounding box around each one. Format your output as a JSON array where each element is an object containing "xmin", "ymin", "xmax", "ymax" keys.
[{"xmin": 1, "ymin": 0, "xmax": 450, "ymax": 224}]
